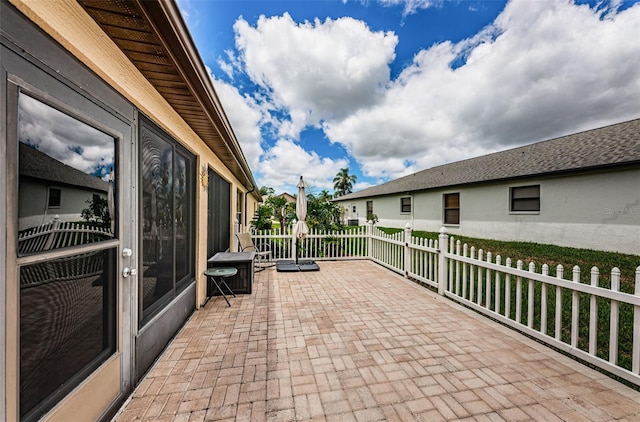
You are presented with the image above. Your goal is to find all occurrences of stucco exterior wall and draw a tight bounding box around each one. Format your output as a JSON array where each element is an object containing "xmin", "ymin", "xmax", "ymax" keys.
[
  {"xmin": 8, "ymin": 0, "xmax": 255, "ymax": 305},
  {"xmin": 3, "ymin": 1, "xmax": 259, "ymax": 421},
  {"xmin": 338, "ymin": 168, "xmax": 640, "ymax": 254}
]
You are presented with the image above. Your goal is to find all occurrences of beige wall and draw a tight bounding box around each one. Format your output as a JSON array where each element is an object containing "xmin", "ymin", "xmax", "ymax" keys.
[
  {"xmin": 9, "ymin": 0, "xmax": 254, "ymax": 304},
  {"xmin": 6, "ymin": 1, "xmax": 257, "ymax": 420}
]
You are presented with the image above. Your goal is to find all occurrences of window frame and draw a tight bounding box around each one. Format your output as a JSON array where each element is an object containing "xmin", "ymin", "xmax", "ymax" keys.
[
  {"xmin": 443, "ymin": 192, "xmax": 460, "ymax": 225},
  {"xmin": 47, "ymin": 187, "xmax": 62, "ymax": 208},
  {"xmin": 510, "ymin": 184, "xmax": 541, "ymax": 213},
  {"xmin": 236, "ymin": 189, "xmax": 243, "ymax": 227},
  {"xmin": 400, "ymin": 197, "xmax": 411, "ymax": 214}
]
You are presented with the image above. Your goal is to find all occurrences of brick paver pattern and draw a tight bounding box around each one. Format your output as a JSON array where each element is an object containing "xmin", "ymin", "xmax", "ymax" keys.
[{"xmin": 114, "ymin": 261, "xmax": 640, "ymax": 421}]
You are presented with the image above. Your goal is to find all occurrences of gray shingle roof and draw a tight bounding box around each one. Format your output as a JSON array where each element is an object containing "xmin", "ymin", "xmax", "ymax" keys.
[
  {"xmin": 19, "ymin": 142, "xmax": 110, "ymax": 192},
  {"xmin": 336, "ymin": 118, "xmax": 640, "ymax": 201}
]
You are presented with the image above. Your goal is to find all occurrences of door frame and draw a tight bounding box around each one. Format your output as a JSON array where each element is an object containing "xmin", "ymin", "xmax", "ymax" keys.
[{"xmin": 120, "ymin": 112, "xmax": 138, "ymax": 394}]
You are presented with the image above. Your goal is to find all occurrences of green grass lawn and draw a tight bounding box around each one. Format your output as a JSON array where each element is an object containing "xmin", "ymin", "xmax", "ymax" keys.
[{"xmin": 377, "ymin": 227, "xmax": 639, "ymax": 290}]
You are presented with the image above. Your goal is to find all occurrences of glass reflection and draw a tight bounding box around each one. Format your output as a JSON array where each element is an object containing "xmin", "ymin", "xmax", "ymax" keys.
[
  {"xmin": 141, "ymin": 129, "xmax": 174, "ymax": 311},
  {"xmin": 20, "ymin": 248, "xmax": 116, "ymax": 419},
  {"xmin": 175, "ymin": 153, "xmax": 189, "ymax": 283},
  {"xmin": 17, "ymin": 94, "xmax": 116, "ymax": 255}
]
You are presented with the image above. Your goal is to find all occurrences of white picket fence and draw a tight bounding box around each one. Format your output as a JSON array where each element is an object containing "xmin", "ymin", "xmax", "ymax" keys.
[
  {"xmin": 18, "ymin": 219, "xmax": 113, "ymax": 287},
  {"xmin": 251, "ymin": 224, "xmax": 640, "ymax": 387},
  {"xmin": 252, "ymin": 226, "xmax": 369, "ymax": 261},
  {"xmin": 18, "ymin": 219, "xmax": 113, "ymax": 255}
]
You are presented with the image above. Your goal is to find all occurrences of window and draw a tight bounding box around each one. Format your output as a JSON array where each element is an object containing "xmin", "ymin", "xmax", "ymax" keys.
[
  {"xmin": 352, "ymin": 205, "xmax": 357, "ymax": 213},
  {"xmin": 17, "ymin": 92, "xmax": 117, "ymax": 420},
  {"xmin": 366, "ymin": 200, "xmax": 373, "ymax": 216},
  {"xmin": 237, "ymin": 189, "xmax": 243, "ymax": 226},
  {"xmin": 401, "ymin": 197, "xmax": 411, "ymax": 213},
  {"xmin": 444, "ymin": 193, "xmax": 460, "ymax": 224},
  {"xmin": 47, "ymin": 187, "xmax": 61, "ymax": 208},
  {"xmin": 140, "ymin": 115, "xmax": 195, "ymax": 324},
  {"xmin": 18, "ymin": 94, "xmax": 115, "ymax": 249},
  {"xmin": 207, "ymin": 169, "xmax": 231, "ymax": 258},
  {"xmin": 511, "ymin": 185, "xmax": 540, "ymax": 212}
]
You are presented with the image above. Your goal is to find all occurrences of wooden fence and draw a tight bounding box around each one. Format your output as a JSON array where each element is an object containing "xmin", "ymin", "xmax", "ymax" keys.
[{"xmin": 251, "ymin": 224, "xmax": 640, "ymax": 387}]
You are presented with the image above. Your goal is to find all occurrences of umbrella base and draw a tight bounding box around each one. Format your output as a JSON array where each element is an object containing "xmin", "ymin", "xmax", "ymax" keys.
[{"xmin": 276, "ymin": 260, "xmax": 320, "ymax": 272}]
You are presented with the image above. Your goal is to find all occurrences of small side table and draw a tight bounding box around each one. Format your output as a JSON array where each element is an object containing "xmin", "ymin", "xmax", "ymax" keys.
[
  {"xmin": 204, "ymin": 267, "xmax": 237, "ymax": 307},
  {"xmin": 208, "ymin": 252, "xmax": 255, "ymax": 294}
]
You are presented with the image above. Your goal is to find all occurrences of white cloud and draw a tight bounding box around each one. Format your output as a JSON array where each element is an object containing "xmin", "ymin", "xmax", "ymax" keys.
[
  {"xmin": 348, "ymin": 0, "xmax": 441, "ymax": 15},
  {"xmin": 377, "ymin": 0, "xmax": 440, "ymax": 16},
  {"xmin": 258, "ymin": 139, "xmax": 349, "ymax": 193},
  {"xmin": 18, "ymin": 94, "xmax": 114, "ymax": 179},
  {"xmin": 217, "ymin": 58, "xmax": 234, "ymax": 80},
  {"xmin": 210, "ymin": 74, "xmax": 264, "ymax": 170},
  {"xmin": 220, "ymin": 0, "xmax": 640, "ymax": 191},
  {"xmin": 217, "ymin": 49, "xmax": 244, "ymax": 80},
  {"xmin": 233, "ymin": 13, "xmax": 397, "ymax": 139},
  {"xmin": 324, "ymin": 0, "xmax": 640, "ymax": 180}
]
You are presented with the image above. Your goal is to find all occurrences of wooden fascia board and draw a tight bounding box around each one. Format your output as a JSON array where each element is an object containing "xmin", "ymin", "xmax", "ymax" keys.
[{"xmin": 134, "ymin": 0, "xmax": 259, "ymax": 199}]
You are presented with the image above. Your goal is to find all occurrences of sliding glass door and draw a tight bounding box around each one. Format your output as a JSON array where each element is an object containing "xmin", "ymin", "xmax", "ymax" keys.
[
  {"xmin": 136, "ymin": 115, "xmax": 196, "ymax": 378},
  {"xmin": 139, "ymin": 115, "xmax": 195, "ymax": 324},
  {"xmin": 207, "ymin": 169, "xmax": 231, "ymax": 258}
]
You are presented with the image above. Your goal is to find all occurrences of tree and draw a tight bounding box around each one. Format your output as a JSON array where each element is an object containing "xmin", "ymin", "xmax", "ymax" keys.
[
  {"xmin": 305, "ymin": 193, "xmax": 343, "ymax": 231},
  {"xmin": 266, "ymin": 195, "xmax": 289, "ymax": 235},
  {"xmin": 318, "ymin": 189, "xmax": 333, "ymax": 202},
  {"xmin": 251, "ymin": 205, "xmax": 273, "ymax": 231},
  {"xmin": 333, "ymin": 167, "xmax": 357, "ymax": 197},
  {"xmin": 81, "ymin": 195, "xmax": 111, "ymax": 228},
  {"xmin": 259, "ymin": 186, "xmax": 275, "ymax": 197}
]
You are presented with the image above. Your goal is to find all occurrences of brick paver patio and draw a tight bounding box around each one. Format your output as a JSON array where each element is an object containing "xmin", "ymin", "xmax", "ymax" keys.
[{"xmin": 114, "ymin": 261, "xmax": 640, "ymax": 421}]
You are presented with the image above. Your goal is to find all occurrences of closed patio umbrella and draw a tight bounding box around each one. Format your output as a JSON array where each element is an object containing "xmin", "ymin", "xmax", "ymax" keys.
[{"xmin": 293, "ymin": 176, "xmax": 308, "ymax": 264}]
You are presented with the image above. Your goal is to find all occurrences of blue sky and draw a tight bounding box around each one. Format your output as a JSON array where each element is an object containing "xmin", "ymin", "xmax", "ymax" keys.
[{"xmin": 177, "ymin": 0, "xmax": 640, "ymax": 196}]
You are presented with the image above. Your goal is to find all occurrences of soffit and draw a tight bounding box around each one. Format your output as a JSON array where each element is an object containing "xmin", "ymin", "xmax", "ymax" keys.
[{"xmin": 77, "ymin": 0, "xmax": 259, "ymax": 198}]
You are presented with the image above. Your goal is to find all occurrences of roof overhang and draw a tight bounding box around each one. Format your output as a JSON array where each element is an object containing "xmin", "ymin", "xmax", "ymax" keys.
[{"xmin": 77, "ymin": 0, "xmax": 261, "ymax": 202}]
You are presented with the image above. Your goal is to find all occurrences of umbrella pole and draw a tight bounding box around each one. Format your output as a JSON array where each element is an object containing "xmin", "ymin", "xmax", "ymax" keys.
[{"xmin": 295, "ymin": 237, "xmax": 298, "ymax": 265}]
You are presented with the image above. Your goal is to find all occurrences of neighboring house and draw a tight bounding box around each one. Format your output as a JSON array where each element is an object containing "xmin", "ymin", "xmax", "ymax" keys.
[
  {"xmin": 1, "ymin": 1, "xmax": 261, "ymax": 421},
  {"xmin": 276, "ymin": 192, "xmax": 296, "ymax": 203},
  {"xmin": 18, "ymin": 143, "xmax": 110, "ymax": 231},
  {"xmin": 334, "ymin": 119, "xmax": 640, "ymax": 254}
]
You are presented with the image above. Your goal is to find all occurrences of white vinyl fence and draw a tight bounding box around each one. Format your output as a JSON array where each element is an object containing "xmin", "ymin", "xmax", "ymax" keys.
[
  {"xmin": 18, "ymin": 219, "xmax": 113, "ymax": 287},
  {"xmin": 18, "ymin": 219, "xmax": 113, "ymax": 255},
  {"xmin": 250, "ymin": 224, "xmax": 640, "ymax": 387},
  {"xmin": 252, "ymin": 226, "xmax": 369, "ymax": 261}
]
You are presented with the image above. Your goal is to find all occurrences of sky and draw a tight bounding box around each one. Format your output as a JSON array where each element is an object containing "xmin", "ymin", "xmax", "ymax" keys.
[
  {"xmin": 18, "ymin": 94, "xmax": 114, "ymax": 181},
  {"xmin": 176, "ymin": 0, "xmax": 640, "ymax": 196}
]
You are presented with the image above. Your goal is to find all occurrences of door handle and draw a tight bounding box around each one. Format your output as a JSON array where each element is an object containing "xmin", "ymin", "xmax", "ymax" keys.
[{"xmin": 123, "ymin": 267, "xmax": 137, "ymax": 278}]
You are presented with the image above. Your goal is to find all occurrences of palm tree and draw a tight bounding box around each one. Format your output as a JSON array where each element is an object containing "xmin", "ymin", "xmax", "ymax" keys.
[
  {"xmin": 333, "ymin": 168, "xmax": 357, "ymax": 197},
  {"xmin": 318, "ymin": 189, "xmax": 332, "ymax": 202}
]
